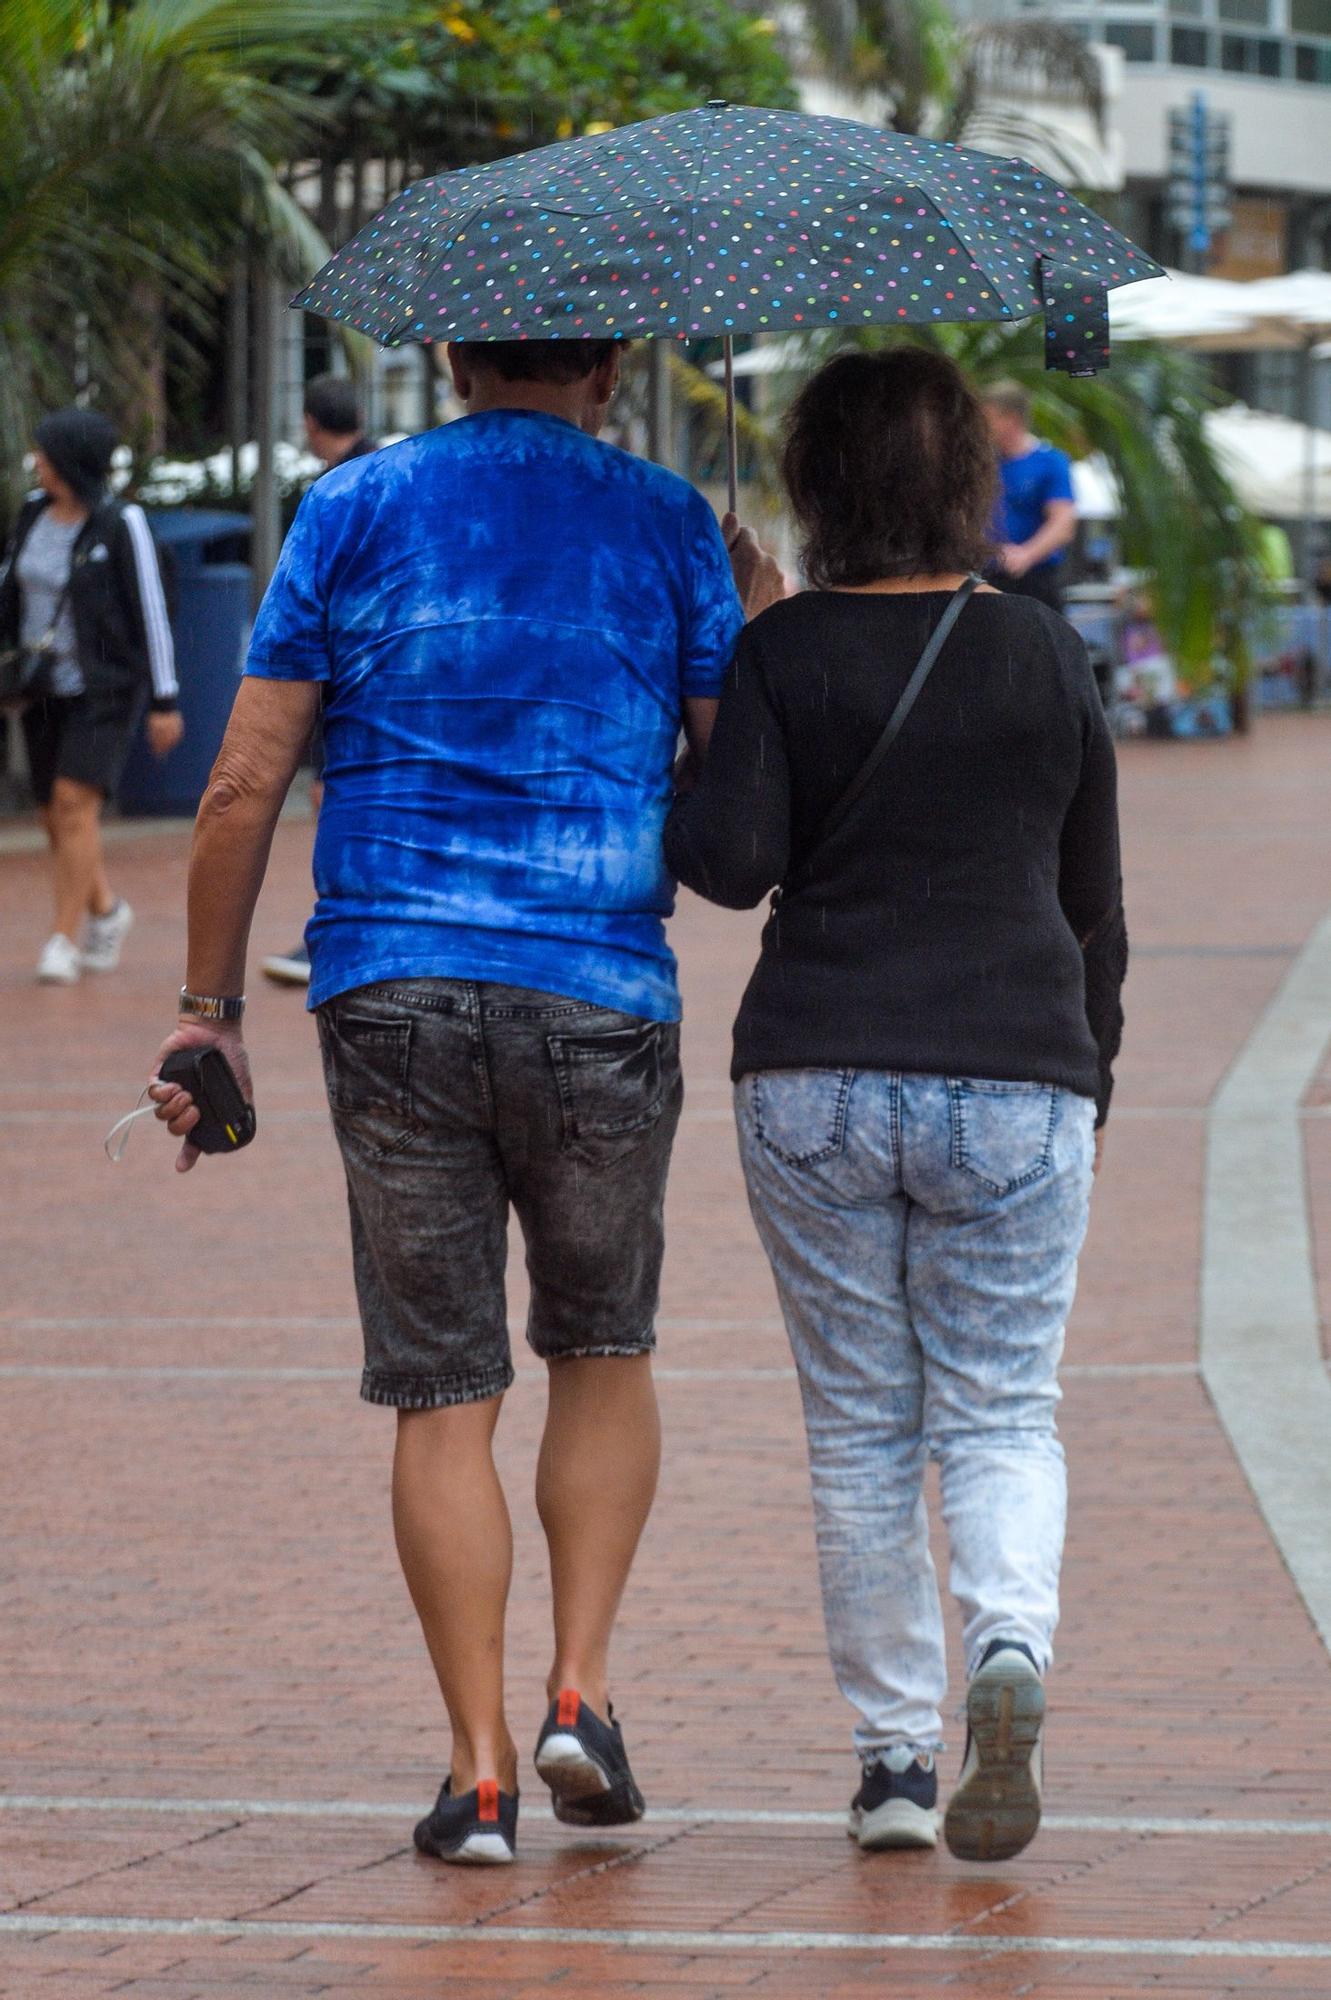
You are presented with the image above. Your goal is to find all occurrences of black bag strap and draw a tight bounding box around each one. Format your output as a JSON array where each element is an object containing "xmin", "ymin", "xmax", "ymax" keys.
[{"xmin": 773, "ymin": 574, "xmax": 979, "ymax": 911}]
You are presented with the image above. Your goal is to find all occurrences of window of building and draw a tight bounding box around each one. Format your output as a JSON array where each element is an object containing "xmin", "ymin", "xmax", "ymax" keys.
[
  {"xmin": 1170, "ymin": 24, "xmax": 1211, "ymax": 60},
  {"xmin": 1294, "ymin": 38, "xmax": 1331, "ymax": 76},
  {"xmin": 1104, "ymin": 19, "xmax": 1159, "ymax": 56},
  {"xmin": 1291, "ymin": 0, "xmax": 1331, "ymax": 33},
  {"xmin": 1221, "ymin": 29, "xmax": 1285, "ymax": 65},
  {"xmin": 1218, "ymin": 0, "xmax": 1271, "ymax": 22},
  {"xmin": 1168, "ymin": 0, "xmax": 1204, "ymax": 15}
]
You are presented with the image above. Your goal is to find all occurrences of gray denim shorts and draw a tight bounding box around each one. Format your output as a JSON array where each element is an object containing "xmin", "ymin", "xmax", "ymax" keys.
[{"xmin": 317, "ymin": 979, "xmax": 683, "ymax": 1410}]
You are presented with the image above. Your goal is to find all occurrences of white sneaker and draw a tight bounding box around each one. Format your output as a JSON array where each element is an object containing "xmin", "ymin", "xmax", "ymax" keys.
[
  {"xmin": 944, "ymin": 1642, "xmax": 1045, "ymax": 1863},
  {"xmin": 37, "ymin": 933, "xmax": 82, "ymax": 985},
  {"xmin": 81, "ymin": 899, "xmax": 134, "ymax": 972}
]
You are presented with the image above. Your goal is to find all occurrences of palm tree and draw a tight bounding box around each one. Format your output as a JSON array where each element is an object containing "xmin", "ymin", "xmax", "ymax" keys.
[
  {"xmin": 799, "ymin": 0, "xmax": 1106, "ymax": 172},
  {"xmin": 0, "ymin": 0, "xmax": 399, "ymax": 507}
]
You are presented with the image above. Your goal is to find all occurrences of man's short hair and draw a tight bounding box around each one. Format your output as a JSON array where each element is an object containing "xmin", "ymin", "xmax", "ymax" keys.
[
  {"xmin": 304, "ymin": 374, "xmax": 364, "ymax": 436},
  {"xmin": 981, "ymin": 379, "xmax": 1031, "ymax": 423},
  {"xmin": 456, "ymin": 338, "xmax": 624, "ymax": 386}
]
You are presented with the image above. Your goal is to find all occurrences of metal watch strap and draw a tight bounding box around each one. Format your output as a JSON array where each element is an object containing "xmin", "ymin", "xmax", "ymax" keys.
[{"xmin": 179, "ymin": 988, "xmax": 246, "ymax": 1022}]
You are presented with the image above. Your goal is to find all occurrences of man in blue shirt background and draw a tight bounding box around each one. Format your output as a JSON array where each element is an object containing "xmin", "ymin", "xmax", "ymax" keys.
[
  {"xmin": 149, "ymin": 335, "xmax": 781, "ymax": 1867},
  {"xmin": 983, "ymin": 381, "xmax": 1078, "ymax": 614}
]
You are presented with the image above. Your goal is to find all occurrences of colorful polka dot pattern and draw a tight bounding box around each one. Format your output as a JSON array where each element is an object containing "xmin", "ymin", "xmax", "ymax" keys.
[
  {"xmin": 294, "ymin": 103, "xmax": 1163, "ymax": 372},
  {"xmin": 1040, "ymin": 261, "xmax": 1111, "ymax": 375}
]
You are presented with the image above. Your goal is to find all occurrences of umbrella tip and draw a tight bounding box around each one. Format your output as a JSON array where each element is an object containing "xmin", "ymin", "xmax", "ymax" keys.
[{"xmin": 704, "ymin": 98, "xmax": 728, "ymax": 109}]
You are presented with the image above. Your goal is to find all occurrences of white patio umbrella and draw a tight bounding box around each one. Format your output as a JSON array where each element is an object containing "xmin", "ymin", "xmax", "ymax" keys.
[
  {"xmin": 1107, "ymin": 269, "xmax": 1260, "ymax": 345},
  {"xmin": 1206, "ymin": 404, "xmax": 1331, "ymax": 521}
]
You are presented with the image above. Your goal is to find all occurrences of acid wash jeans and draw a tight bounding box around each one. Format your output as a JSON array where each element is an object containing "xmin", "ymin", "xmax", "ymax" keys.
[{"xmin": 735, "ymin": 1070, "xmax": 1095, "ymax": 1757}]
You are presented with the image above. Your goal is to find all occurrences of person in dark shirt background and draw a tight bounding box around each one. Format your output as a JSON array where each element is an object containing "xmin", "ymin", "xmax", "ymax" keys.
[
  {"xmin": 667, "ymin": 348, "xmax": 1125, "ymax": 1871},
  {"xmin": 982, "ymin": 380, "xmax": 1078, "ymax": 613},
  {"xmin": 301, "ymin": 373, "xmax": 379, "ymax": 471}
]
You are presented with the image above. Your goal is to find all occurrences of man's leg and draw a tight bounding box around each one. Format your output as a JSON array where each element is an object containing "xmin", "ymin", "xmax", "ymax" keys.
[
  {"xmin": 393, "ymin": 1395, "xmax": 518, "ymax": 1793},
  {"xmin": 536, "ymin": 1353, "xmax": 661, "ymax": 1717},
  {"xmin": 319, "ymin": 982, "xmax": 517, "ymax": 1810},
  {"xmin": 492, "ymin": 994, "xmax": 682, "ymax": 1816}
]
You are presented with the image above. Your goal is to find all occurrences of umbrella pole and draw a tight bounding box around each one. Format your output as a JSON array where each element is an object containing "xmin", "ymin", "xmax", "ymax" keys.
[{"xmin": 724, "ymin": 336, "xmax": 738, "ymax": 517}]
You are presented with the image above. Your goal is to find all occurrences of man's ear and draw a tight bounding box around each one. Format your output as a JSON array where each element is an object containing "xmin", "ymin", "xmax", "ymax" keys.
[
  {"xmin": 446, "ymin": 342, "xmax": 472, "ymax": 401},
  {"xmin": 592, "ymin": 345, "xmax": 622, "ymax": 409}
]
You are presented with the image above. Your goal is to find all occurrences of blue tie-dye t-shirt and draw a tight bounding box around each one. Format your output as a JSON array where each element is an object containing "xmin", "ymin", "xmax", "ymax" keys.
[{"xmin": 245, "ymin": 409, "xmax": 744, "ymax": 1021}]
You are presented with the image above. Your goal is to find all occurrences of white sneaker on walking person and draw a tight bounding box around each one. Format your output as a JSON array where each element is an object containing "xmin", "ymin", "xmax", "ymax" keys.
[
  {"xmin": 37, "ymin": 933, "xmax": 82, "ymax": 984},
  {"xmin": 80, "ymin": 898, "xmax": 134, "ymax": 972},
  {"xmin": 943, "ymin": 1641, "xmax": 1045, "ymax": 1863}
]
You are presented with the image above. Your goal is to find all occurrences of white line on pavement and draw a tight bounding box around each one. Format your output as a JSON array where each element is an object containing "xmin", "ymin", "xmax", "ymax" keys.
[
  {"xmin": 1202, "ymin": 909, "xmax": 1331, "ymax": 1654},
  {"xmin": 1, "ymin": 1795, "xmax": 1327, "ymax": 1836},
  {"xmin": 0, "ymin": 1315, "xmax": 782, "ymax": 1332},
  {"xmin": 0, "ymin": 1913, "xmax": 1325, "ymax": 1958},
  {"xmin": 0, "ymin": 1362, "xmax": 1197, "ymax": 1383}
]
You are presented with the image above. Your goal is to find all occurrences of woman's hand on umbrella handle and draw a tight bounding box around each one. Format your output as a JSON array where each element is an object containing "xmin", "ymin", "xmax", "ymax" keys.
[{"xmin": 722, "ymin": 512, "xmax": 786, "ymax": 621}]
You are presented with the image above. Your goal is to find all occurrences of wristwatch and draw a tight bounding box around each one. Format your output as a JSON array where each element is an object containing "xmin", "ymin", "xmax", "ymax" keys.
[{"xmin": 179, "ymin": 988, "xmax": 246, "ymax": 1023}]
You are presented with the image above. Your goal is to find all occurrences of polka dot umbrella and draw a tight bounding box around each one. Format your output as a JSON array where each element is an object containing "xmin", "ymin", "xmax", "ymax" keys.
[{"xmin": 295, "ymin": 100, "xmax": 1164, "ymax": 508}]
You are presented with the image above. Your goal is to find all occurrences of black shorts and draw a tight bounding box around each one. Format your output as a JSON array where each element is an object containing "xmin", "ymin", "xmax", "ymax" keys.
[
  {"xmin": 317, "ymin": 979, "xmax": 684, "ymax": 1410},
  {"xmin": 21, "ymin": 693, "xmax": 139, "ymax": 806},
  {"xmin": 995, "ymin": 566, "xmax": 1065, "ymax": 615}
]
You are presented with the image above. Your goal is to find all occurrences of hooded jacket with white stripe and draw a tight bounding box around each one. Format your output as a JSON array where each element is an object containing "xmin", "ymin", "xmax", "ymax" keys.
[{"xmin": 0, "ymin": 494, "xmax": 179, "ymax": 712}]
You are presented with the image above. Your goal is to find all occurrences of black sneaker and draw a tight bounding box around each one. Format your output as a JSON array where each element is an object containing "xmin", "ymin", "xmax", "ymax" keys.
[
  {"xmin": 534, "ymin": 1689, "xmax": 645, "ymax": 1826},
  {"xmin": 848, "ymin": 1746, "xmax": 939, "ymax": 1850},
  {"xmin": 943, "ymin": 1640, "xmax": 1045, "ymax": 1863},
  {"xmin": 413, "ymin": 1777, "xmax": 518, "ymax": 1865}
]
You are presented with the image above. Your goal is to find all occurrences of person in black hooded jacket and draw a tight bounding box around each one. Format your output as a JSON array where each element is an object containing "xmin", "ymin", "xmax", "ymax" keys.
[{"xmin": 0, "ymin": 409, "xmax": 183, "ymax": 984}]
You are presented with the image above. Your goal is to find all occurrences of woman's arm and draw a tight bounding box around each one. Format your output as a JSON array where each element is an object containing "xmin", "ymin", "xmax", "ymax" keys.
[
  {"xmin": 664, "ymin": 630, "xmax": 791, "ymax": 910},
  {"xmin": 1058, "ymin": 676, "xmax": 1127, "ymax": 1128}
]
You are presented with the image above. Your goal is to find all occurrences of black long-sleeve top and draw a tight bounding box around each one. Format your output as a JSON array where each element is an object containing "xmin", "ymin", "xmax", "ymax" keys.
[{"xmin": 664, "ymin": 587, "xmax": 1127, "ymax": 1125}]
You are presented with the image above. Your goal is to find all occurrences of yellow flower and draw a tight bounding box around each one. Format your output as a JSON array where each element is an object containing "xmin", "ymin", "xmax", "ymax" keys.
[
  {"xmin": 441, "ymin": 12, "xmax": 477, "ymax": 41},
  {"xmin": 584, "ymin": 119, "xmax": 614, "ymax": 136},
  {"xmin": 555, "ymin": 116, "xmax": 574, "ymax": 139}
]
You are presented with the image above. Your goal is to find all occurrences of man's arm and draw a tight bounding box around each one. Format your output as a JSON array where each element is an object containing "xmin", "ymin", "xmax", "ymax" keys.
[
  {"xmin": 1003, "ymin": 496, "xmax": 1077, "ymax": 577},
  {"xmin": 148, "ymin": 677, "xmax": 320, "ymax": 1169}
]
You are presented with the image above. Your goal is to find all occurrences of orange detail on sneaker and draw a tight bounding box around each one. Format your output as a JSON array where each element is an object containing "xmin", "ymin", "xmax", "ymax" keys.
[
  {"xmin": 557, "ymin": 1688, "xmax": 581, "ymax": 1729},
  {"xmin": 476, "ymin": 1780, "xmax": 500, "ymax": 1823}
]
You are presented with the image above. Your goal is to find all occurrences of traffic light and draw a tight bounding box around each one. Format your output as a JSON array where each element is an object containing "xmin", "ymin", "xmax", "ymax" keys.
[{"xmin": 1166, "ymin": 93, "xmax": 1232, "ymax": 256}]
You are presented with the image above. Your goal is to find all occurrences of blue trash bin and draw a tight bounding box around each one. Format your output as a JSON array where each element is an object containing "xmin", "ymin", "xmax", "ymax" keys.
[{"xmin": 117, "ymin": 510, "xmax": 252, "ymax": 817}]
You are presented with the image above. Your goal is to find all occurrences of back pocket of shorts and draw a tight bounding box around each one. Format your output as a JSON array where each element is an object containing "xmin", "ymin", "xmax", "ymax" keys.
[
  {"xmin": 318, "ymin": 1011, "xmax": 415, "ymax": 1158},
  {"xmin": 549, "ymin": 1023, "xmax": 665, "ymax": 1165},
  {"xmin": 948, "ymin": 1079, "xmax": 1056, "ymax": 1197}
]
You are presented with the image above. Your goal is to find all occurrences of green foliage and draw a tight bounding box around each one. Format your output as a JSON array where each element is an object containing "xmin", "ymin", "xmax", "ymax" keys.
[
  {"xmin": 0, "ymin": 0, "xmax": 405, "ymax": 502},
  {"xmin": 285, "ymin": 0, "xmax": 796, "ymax": 173}
]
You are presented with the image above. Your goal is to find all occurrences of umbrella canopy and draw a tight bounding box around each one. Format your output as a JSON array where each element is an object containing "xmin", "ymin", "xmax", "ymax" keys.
[
  {"xmin": 295, "ymin": 102, "xmax": 1161, "ymax": 372},
  {"xmin": 1109, "ymin": 270, "xmax": 1263, "ymax": 348},
  {"xmin": 1207, "ymin": 404, "xmax": 1331, "ymax": 521},
  {"xmin": 1053, "ymin": 410, "xmax": 1331, "ymax": 525}
]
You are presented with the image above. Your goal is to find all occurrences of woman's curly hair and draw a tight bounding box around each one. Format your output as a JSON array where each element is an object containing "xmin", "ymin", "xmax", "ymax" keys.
[{"xmin": 782, "ymin": 347, "xmax": 997, "ymax": 588}]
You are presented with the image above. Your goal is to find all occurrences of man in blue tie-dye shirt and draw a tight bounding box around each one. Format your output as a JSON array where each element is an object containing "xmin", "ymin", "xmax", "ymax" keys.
[{"xmin": 149, "ymin": 337, "xmax": 780, "ymax": 1867}]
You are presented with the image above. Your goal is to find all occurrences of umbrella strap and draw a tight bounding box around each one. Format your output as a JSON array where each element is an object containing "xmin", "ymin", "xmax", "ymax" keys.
[{"xmin": 1040, "ymin": 260, "xmax": 1110, "ymax": 378}]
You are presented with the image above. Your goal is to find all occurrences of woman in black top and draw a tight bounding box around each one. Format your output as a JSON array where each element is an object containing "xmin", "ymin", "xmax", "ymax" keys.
[
  {"xmin": 666, "ymin": 349, "xmax": 1125, "ymax": 1866},
  {"xmin": 0, "ymin": 410, "xmax": 183, "ymax": 984}
]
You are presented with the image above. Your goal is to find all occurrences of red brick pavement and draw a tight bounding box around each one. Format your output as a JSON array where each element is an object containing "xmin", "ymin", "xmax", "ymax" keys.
[{"xmin": 3, "ymin": 718, "xmax": 1331, "ymax": 1997}]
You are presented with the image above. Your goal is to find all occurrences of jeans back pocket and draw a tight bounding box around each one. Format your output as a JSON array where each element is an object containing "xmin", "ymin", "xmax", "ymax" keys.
[
  {"xmin": 318, "ymin": 1009, "xmax": 416, "ymax": 1160},
  {"xmin": 948, "ymin": 1079, "xmax": 1057, "ymax": 1197},
  {"xmin": 746, "ymin": 1069, "xmax": 853, "ymax": 1168},
  {"xmin": 548, "ymin": 1022, "xmax": 670, "ymax": 1166}
]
